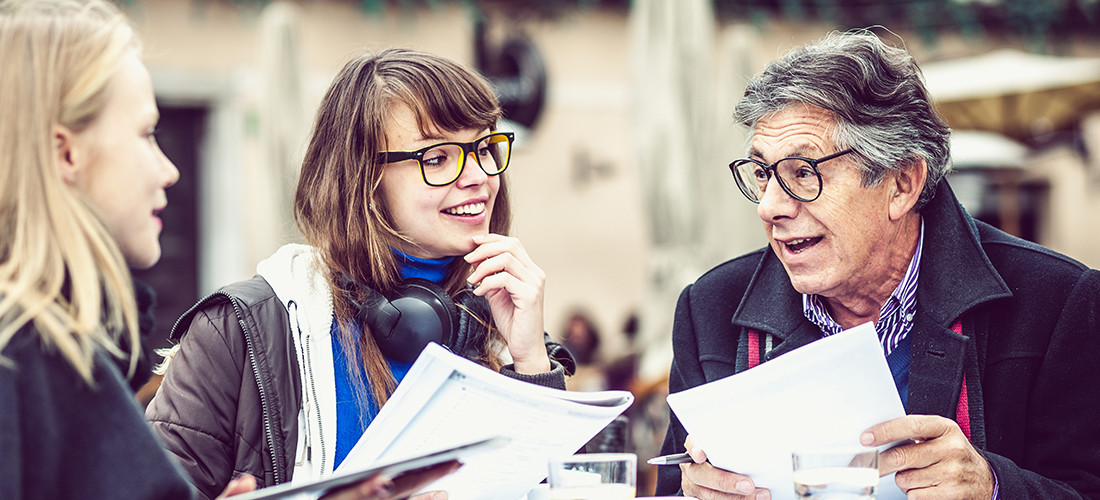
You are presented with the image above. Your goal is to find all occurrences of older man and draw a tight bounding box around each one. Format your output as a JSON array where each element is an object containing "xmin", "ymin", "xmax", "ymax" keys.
[{"xmin": 655, "ymin": 31, "xmax": 1100, "ymax": 500}]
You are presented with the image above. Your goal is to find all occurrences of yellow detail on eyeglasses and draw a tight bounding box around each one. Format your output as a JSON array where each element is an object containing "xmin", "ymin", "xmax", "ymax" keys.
[{"xmin": 376, "ymin": 131, "xmax": 514, "ymax": 187}]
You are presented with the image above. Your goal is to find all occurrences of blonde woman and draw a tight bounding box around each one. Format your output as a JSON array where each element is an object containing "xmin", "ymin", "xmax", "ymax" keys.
[{"xmin": 0, "ymin": 2, "xmax": 453, "ymax": 499}]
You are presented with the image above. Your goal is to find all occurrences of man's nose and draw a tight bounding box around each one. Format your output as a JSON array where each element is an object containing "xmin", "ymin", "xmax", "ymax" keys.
[{"xmin": 757, "ymin": 174, "xmax": 799, "ymax": 221}]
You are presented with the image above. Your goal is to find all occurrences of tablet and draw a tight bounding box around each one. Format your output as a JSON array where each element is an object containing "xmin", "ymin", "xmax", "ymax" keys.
[{"xmin": 228, "ymin": 436, "xmax": 509, "ymax": 500}]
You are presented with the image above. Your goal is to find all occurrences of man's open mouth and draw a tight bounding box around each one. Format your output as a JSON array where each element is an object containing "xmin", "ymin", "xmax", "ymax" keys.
[{"xmin": 785, "ymin": 237, "xmax": 822, "ymax": 254}]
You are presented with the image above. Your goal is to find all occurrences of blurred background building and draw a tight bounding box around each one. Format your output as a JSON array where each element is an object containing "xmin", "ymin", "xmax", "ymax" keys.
[{"xmin": 123, "ymin": 0, "xmax": 1100, "ymax": 494}]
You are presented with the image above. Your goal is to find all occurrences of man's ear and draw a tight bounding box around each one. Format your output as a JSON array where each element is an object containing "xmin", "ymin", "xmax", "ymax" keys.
[
  {"xmin": 888, "ymin": 156, "xmax": 927, "ymax": 221},
  {"xmin": 54, "ymin": 124, "xmax": 82, "ymax": 184}
]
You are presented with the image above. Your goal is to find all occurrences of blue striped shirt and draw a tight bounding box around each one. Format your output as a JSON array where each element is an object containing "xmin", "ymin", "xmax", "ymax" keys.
[{"xmin": 802, "ymin": 220, "xmax": 924, "ymax": 357}]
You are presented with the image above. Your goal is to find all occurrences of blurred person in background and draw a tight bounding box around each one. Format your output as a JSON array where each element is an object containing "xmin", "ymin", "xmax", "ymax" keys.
[
  {"xmin": 146, "ymin": 48, "xmax": 575, "ymax": 500},
  {"xmin": 561, "ymin": 311, "xmax": 601, "ymax": 366},
  {"xmin": 0, "ymin": 2, "xmax": 454, "ymax": 498},
  {"xmin": 658, "ymin": 30, "xmax": 1100, "ymax": 500}
]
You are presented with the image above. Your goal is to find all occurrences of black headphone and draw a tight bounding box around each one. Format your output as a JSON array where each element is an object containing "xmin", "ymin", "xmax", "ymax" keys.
[
  {"xmin": 341, "ymin": 276, "xmax": 467, "ymax": 363},
  {"xmin": 340, "ymin": 276, "xmax": 578, "ymax": 373}
]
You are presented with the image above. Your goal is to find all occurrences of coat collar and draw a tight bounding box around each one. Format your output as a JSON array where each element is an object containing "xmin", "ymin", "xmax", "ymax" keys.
[{"xmin": 730, "ymin": 180, "xmax": 1012, "ymax": 345}]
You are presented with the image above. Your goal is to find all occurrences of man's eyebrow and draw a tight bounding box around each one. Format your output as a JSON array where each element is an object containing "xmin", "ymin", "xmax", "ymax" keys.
[{"xmin": 750, "ymin": 145, "xmax": 823, "ymax": 162}]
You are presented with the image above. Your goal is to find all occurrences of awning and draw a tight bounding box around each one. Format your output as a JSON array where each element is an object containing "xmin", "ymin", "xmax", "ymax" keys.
[{"xmin": 922, "ymin": 49, "xmax": 1100, "ymax": 142}]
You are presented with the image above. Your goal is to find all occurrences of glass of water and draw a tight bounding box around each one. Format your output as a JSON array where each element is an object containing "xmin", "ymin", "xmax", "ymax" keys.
[
  {"xmin": 547, "ymin": 453, "xmax": 636, "ymax": 499},
  {"xmin": 792, "ymin": 447, "xmax": 879, "ymax": 500}
]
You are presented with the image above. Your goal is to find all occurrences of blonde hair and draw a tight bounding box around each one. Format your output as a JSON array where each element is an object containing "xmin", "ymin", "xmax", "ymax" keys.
[{"xmin": 0, "ymin": 0, "xmax": 142, "ymax": 384}]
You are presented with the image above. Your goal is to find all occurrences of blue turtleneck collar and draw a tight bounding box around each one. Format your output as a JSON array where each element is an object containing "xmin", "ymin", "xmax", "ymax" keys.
[{"xmin": 393, "ymin": 249, "xmax": 454, "ymax": 283}]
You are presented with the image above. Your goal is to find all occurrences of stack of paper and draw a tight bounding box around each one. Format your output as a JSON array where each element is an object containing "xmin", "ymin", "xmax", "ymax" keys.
[
  {"xmin": 666, "ymin": 323, "xmax": 906, "ymax": 500},
  {"xmin": 337, "ymin": 343, "xmax": 634, "ymax": 500}
]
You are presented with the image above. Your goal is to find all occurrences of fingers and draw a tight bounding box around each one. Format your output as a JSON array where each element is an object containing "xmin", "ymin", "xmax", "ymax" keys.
[
  {"xmin": 464, "ymin": 235, "xmax": 544, "ymax": 293},
  {"xmin": 464, "ymin": 234, "xmax": 536, "ymax": 271},
  {"xmin": 679, "ymin": 436, "xmax": 769, "ymax": 500},
  {"xmin": 319, "ymin": 475, "xmax": 394, "ymax": 500},
  {"xmin": 319, "ymin": 461, "xmax": 459, "ymax": 500},
  {"xmin": 215, "ymin": 474, "xmax": 257, "ymax": 498},
  {"xmin": 862, "ymin": 415, "xmax": 951, "ymax": 448},
  {"xmin": 685, "ymin": 435, "xmax": 708, "ymax": 463},
  {"xmin": 462, "ymin": 233, "xmax": 548, "ymax": 372},
  {"xmin": 861, "ymin": 415, "xmax": 956, "ymax": 474},
  {"xmin": 467, "ymin": 255, "xmax": 538, "ymax": 299},
  {"xmin": 387, "ymin": 460, "xmax": 461, "ymax": 499},
  {"xmin": 861, "ymin": 416, "xmax": 994, "ymax": 498},
  {"xmin": 680, "ymin": 461, "xmax": 768, "ymax": 500}
]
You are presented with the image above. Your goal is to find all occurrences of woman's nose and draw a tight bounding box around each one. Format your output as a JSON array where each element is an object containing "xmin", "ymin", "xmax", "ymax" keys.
[{"xmin": 454, "ymin": 151, "xmax": 488, "ymax": 187}]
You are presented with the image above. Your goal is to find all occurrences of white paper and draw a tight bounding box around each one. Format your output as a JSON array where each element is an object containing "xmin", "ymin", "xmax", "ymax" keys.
[
  {"xmin": 336, "ymin": 343, "xmax": 634, "ymax": 500},
  {"xmin": 666, "ymin": 323, "xmax": 906, "ymax": 500}
]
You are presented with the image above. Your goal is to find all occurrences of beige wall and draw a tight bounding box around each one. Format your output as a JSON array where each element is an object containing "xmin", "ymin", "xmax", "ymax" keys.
[
  {"xmin": 507, "ymin": 9, "xmax": 648, "ymax": 355},
  {"xmin": 125, "ymin": 0, "xmax": 1100, "ymax": 374},
  {"xmin": 125, "ymin": 0, "xmax": 653, "ymax": 356},
  {"xmin": 1030, "ymin": 114, "xmax": 1100, "ymax": 270}
]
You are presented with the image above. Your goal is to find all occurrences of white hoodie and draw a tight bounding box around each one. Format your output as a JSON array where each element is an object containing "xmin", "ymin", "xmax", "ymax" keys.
[{"xmin": 256, "ymin": 243, "xmax": 339, "ymax": 484}]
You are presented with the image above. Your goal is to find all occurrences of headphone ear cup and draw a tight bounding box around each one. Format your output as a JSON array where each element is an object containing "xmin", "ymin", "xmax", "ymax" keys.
[{"xmin": 371, "ymin": 278, "xmax": 458, "ymax": 363}]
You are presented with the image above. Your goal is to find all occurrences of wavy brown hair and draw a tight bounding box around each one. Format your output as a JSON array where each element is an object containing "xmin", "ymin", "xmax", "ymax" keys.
[{"xmin": 294, "ymin": 48, "xmax": 510, "ymax": 407}]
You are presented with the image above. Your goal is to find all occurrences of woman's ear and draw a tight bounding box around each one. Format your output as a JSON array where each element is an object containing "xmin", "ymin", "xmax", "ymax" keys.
[
  {"xmin": 888, "ymin": 156, "xmax": 928, "ymax": 221},
  {"xmin": 54, "ymin": 124, "xmax": 82, "ymax": 184}
]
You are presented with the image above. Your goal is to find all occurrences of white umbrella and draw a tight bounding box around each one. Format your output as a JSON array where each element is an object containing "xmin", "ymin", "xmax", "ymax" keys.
[
  {"xmin": 248, "ymin": 1, "xmax": 308, "ymax": 263},
  {"xmin": 922, "ymin": 49, "xmax": 1100, "ymax": 141}
]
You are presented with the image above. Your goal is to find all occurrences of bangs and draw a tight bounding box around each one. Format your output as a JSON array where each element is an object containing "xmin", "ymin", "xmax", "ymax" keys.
[{"xmin": 378, "ymin": 54, "xmax": 501, "ymax": 138}]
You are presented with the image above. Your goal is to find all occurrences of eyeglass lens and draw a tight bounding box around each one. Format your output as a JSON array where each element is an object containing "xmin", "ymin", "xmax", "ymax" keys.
[
  {"xmin": 422, "ymin": 133, "xmax": 512, "ymax": 186},
  {"xmin": 733, "ymin": 158, "xmax": 820, "ymax": 202}
]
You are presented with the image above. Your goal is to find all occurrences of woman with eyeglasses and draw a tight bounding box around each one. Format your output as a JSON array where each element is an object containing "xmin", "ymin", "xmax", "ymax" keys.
[{"xmin": 146, "ymin": 48, "xmax": 570, "ymax": 500}]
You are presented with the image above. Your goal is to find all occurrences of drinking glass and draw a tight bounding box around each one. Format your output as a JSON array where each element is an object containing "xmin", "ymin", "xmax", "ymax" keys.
[
  {"xmin": 792, "ymin": 447, "xmax": 879, "ymax": 500},
  {"xmin": 547, "ymin": 453, "xmax": 636, "ymax": 499}
]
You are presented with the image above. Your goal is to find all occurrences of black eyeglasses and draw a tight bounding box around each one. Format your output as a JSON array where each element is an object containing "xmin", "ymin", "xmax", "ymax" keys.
[
  {"xmin": 729, "ymin": 149, "xmax": 855, "ymax": 203},
  {"xmin": 375, "ymin": 131, "xmax": 514, "ymax": 187}
]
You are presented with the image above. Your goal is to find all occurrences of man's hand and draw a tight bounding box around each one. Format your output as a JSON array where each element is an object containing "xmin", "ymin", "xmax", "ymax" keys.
[
  {"xmin": 862, "ymin": 415, "xmax": 993, "ymax": 499},
  {"xmin": 680, "ymin": 436, "xmax": 771, "ymax": 500}
]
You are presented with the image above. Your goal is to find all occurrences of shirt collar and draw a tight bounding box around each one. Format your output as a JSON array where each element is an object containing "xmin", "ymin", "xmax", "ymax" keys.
[
  {"xmin": 802, "ymin": 218, "xmax": 925, "ymax": 356},
  {"xmin": 392, "ymin": 248, "xmax": 454, "ymax": 283}
]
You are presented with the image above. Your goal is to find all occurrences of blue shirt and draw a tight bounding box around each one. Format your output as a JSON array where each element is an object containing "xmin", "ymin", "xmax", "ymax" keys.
[
  {"xmin": 802, "ymin": 221, "xmax": 924, "ymax": 403},
  {"xmin": 331, "ymin": 249, "xmax": 454, "ymax": 469}
]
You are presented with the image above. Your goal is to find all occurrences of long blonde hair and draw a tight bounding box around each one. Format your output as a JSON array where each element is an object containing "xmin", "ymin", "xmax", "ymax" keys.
[
  {"xmin": 294, "ymin": 48, "xmax": 509, "ymax": 407},
  {"xmin": 0, "ymin": 0, "xmax": 142, "ymax": 383}
]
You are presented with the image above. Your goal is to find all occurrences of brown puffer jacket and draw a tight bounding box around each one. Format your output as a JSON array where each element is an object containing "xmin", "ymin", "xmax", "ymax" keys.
[
  {"xmin": 147, "ymin": 276, "xmax": 298, "ymax": 500},
  {"xmin": 147, "ymin": 275, "xmax": 573, "ymax": 500}
]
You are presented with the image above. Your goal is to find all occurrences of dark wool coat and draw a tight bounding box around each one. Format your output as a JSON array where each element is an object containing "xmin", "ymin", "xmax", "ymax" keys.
[
  {"xmin": 0, "ymin": 325, "xmax": 195, "ymax": 500},
  {"xmin": 656, "ymin": 181, "xmax": 1100, "ymax": 499}
]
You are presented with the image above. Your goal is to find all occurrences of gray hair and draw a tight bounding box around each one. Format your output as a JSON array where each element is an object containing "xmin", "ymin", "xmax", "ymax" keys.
[{"xmin": 733, "ymin": 30, "xmax": 951, "ymax": 210}]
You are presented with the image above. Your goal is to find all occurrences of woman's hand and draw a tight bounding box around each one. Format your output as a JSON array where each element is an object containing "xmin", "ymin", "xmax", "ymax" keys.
[
  {"xmin": 464, "ymin": 233, "xmax": 550, "ymax": 374},
  {"xmin": 216, "ymin": 460, "xmax": 460, "ymax": 500}
]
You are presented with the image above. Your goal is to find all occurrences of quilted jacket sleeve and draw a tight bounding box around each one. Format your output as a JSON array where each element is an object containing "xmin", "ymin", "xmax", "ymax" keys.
[{"xmin": 146, "ymin": 303, "xmax": 247, "ymax": 500}]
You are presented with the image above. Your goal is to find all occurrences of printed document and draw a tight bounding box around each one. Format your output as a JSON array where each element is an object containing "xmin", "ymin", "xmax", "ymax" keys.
[
  {"xmin": 336, "ymin": 343, "xmax": 633, "ymax": 500},
  {"xmin": 666, "ymin": 322, "xmax": 906, "ymax": 500}
]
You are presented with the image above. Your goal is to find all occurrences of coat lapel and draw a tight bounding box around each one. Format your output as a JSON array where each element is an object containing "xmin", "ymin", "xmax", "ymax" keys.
[{"xmin": 726, "ymin": 182, "xmax": 1011, "ymax": 445}]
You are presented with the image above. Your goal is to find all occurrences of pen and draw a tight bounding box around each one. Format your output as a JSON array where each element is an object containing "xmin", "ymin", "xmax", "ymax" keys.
[{"xmin": 647, "ymin": 452, "xmax": 694, "ymax": 465}]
